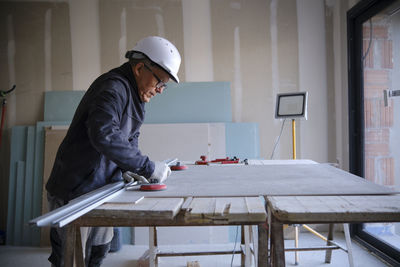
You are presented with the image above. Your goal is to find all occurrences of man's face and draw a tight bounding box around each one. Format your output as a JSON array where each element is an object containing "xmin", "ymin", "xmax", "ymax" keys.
[{"xmin": 134, "ymin": 63, "xmax": 170, "ymax": 103}]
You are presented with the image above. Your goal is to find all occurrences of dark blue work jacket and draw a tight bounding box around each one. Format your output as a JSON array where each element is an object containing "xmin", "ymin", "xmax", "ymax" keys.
[{"xmin": 46, "ymin": 62, "xmax": 155, "ymax": 201}]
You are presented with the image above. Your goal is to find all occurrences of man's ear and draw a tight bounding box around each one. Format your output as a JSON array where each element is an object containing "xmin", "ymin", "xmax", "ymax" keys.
[{"xmin": 133, "ymin": 62, "xmax": 144, "ymax": 77}]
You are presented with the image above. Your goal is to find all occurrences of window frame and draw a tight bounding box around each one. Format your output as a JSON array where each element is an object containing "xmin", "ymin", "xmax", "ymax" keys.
[{"xmin": 347, "ymin": 0, "xmax": 400, "ymax": 264}]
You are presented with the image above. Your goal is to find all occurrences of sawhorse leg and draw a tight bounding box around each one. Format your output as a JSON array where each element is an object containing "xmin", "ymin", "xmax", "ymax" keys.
[
  {"xmin": 64, "ymin": 225, "xmax": 85, "ymax": 267},
  {"xmin": 343, "ymin": 223, "xmax": 354, "ymax": 267},
  {"xmin": 258, "ymin": 223, "xmax": 269, "ymax": 267},
  {"xmin": 325, "ymin": 223, "xmax": 334, "ymax": 263},
  {"xmin": 270, "ymin": 215, "xmax": 285, "ymax": 267},
  {"xmin": 149, "ymin": 226, "xmax": 158, "ymax": 267}
]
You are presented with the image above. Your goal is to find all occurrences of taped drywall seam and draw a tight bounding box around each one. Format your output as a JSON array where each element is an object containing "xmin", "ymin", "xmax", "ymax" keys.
[
  {"xmin": 69, "ymin": 0, "xmax": 101, "ymax": 91},
  {"xmin": 297, "ymin": 0, "xmax": 329, "ymax": 161},
  {"xmin": 155, "ymin": 13, "xmax": 165, "ymax": 37},
  {"xmin": 44, "ymin": 8, "xmax": 52, "ymax": 92},
  {"xmin": 7, "ymin": 14, "xmax": 16, "ymax": 126},
  {"xmin": 182, "ymin": 0, "xmax": 214, "ymax": 81},
  {"xmin": 333, "ymin": 1, "xmax": 343, "ymax": 168},
  {"xmin": 233, "ymin": 27, "xmax": 242, "ymax": 123},
  {"xmin": 270, "ymin": 0, "xmax": 278, "ymax": 99},
  {"xmin": 119, "ymin": 7, "xmax": 127, "ymax": 65},
  {"xmin": 270, "ymin": 0, "xmax": 280, "ymax": 157}
]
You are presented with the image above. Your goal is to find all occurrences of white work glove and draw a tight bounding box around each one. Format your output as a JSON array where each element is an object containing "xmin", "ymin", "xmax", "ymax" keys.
[
  {"xmin": 149, "ymin": 161, "xmax": 171, "ymax": 184},
  {"xmin": 122, "ymin": 171, "xmax": 149, "ymax": 184}
]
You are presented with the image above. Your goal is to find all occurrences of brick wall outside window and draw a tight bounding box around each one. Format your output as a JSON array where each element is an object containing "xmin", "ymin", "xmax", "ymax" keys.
[{"xmin": 363, "ymin": 22, "xmax": 394, "ymax": 186}]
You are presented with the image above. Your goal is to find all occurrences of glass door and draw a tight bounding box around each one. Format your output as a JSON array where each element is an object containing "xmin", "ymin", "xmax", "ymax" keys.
[
  {"xmin": 362, "ymin": 0, "xmax": 400, "ymax": 254},
  {"xmin": 348, "ymin": 0, "xmax": 400, "ymax": 264}
]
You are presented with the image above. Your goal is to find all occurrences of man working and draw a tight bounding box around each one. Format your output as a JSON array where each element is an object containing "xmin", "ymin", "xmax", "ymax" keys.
[{"xmin": 45, "ymin": 36, "xmax": 181, "ymax": 267}]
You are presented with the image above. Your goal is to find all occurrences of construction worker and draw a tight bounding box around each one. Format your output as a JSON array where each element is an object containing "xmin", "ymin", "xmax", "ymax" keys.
[{"xmin": 45, "ymin": 36, "xmax": 181, "ymax": 267}]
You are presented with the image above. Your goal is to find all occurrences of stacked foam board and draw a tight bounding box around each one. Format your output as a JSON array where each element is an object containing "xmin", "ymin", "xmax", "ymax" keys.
[{"xmin": 7, "ymin": 122, "xmax": 68, "ymax": 246}]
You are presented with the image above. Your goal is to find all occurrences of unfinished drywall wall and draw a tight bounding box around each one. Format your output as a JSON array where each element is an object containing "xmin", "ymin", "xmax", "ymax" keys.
[
  {"xmin": 0, "ymin": 1, "xmax": 72, "ymax": 233},
  {"xmin": 99, "ymin": 0, "xmax": 185, "ymax": 79},
  {"xmin": 70, "ymin": 0, "xmax": 101, "ymax": 91},
  {"xmin": 0, "ymin": 0, "xmax": 359, "ymax": 233},
  {"xmin": 297, "ymin": 0, "xmax": 329, "ymax": 161}
]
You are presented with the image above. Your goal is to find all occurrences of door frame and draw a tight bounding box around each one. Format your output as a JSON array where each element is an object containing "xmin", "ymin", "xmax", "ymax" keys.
[{"xmin": 347, "ymin": 0, "xmax": 400, "ymax": 264}]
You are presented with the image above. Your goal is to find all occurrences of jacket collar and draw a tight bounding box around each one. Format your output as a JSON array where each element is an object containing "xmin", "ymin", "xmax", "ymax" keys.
[{"xmin": 118, "ymin": 62, "xmax": 143, "ymax": 103}]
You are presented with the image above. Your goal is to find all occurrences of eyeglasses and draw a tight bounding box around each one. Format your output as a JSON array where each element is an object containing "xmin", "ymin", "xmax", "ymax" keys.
[{"xmin": 143, "ymin": 63, "xmax": 167, "ymax": 90}]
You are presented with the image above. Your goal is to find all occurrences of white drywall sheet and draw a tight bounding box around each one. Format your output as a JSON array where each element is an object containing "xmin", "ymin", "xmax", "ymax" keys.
[
  {"xmin": 116, "ymin": 163, "xmax": 397, "ymax": 199},
  {"xmin": 139, "ymin": 123, "xmax": 226, "ymax": 161}
]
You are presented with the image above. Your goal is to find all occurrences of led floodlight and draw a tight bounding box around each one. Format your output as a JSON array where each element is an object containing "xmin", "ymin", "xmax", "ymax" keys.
[{"xmin": 275, "ymin": 92, "xmax": 308, "ymax": 120}]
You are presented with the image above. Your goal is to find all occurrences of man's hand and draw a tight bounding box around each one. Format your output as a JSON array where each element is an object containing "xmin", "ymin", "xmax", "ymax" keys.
[
  {"xmin": 123, "ymin": 171, "xmax": 149, "ymax": 184},
  {"xmin": 149, "ymin": 161, "xmax": 171, "ymax": 183}
]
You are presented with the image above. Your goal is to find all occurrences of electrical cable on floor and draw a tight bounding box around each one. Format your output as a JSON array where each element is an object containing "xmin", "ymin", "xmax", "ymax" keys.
[
  {"xmin": 270, "ymin": 118, "xmax": 286, "ymax": 159},
  {"xmin": 230, "ymin": 225, "xmax": 239, "ymax": 267}
]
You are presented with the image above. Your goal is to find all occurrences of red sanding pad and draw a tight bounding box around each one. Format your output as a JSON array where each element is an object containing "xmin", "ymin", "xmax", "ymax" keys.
[
  {"xmin": 140, "ymin": 183, "xmax": 167, "ymax": 191},
  {"xmin": 170, "ymin": 165, "xmax": 188, "ymax": 171}
]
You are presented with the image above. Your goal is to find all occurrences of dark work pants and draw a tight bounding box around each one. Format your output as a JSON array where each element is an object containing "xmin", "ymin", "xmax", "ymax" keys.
[{"xmin": 48, "ymin": 193, "xmax": 113, "ymax": 267}]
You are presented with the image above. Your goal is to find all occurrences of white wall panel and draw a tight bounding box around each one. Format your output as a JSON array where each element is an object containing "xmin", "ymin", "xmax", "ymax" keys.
[{"xmin": 139, "ymin": 123, "xmax": 226, "ymax": 162}]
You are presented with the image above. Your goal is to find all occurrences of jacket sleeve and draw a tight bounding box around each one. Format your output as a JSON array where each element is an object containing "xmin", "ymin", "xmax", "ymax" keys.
[{"xmin": 85, "ymin": 79, "xmax": 154, "ymax": 178}]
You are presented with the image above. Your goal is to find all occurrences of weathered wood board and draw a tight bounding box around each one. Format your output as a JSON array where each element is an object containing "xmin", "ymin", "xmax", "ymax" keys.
[
  {"xmin": 41, "ymin": 126, "xmax": 68, "ymax": 246},
  {"xmin": 92, "ymin": 198, "xmax": 184, "ymax": 220},
  {"xmin": 266, "ymin": 195, "xmax": 400, "ymax": 223},
  {"xmin": 184, "ymin": 197, "xmax": 266, "ymax": 223}
]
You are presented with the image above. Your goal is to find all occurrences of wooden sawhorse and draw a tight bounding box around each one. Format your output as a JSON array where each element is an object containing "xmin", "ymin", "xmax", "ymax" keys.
[
  {"xmin": 265, "ymin": 195, "xmax": 400, "ymax": 267},
  {"xmin": 64, "ymin": 196, "xmax": 269, "ymax": 267}
]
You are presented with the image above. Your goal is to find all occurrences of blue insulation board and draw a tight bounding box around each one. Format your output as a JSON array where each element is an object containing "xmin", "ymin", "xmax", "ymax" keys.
[
  {"xmin": 43, "ymin": 82, "xmax": 232, "ymax": 123},
  {"xmin": 44, "ymin": 91, "xmax": 85, "ymax": 121},
  {"xmin": 7, "ymin": 126, "xmax": 27, "ymax": 245},
  {"xmin": 145, "ymin": 82, "xmax": 232, "ymax": 123},
  {"xmin": 14, "ymin": 161, "xmax": 25, "ymax": 245},
  {"xmin": 23, "ymin": 127, "xmax": 35, "ymax": 244},
  {"xmin": 225, "ymin": 122, "xmax": 260, "ymax": 159}
]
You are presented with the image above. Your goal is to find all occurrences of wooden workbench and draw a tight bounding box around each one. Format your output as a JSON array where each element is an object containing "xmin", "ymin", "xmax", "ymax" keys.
[
  {"xmin": 68, "ymin": 196, "xmax": 268, "ymax": 267},
  {"xmin": 266, "ymin": 195, "xmax": 400, "ymax": 267},
  {"xmin": 63, "ymin": 162, "xmax": 399, "ymax": 267}
]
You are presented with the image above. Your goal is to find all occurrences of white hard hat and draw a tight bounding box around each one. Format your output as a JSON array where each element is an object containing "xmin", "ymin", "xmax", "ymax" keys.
[{"xmin": 126, "ymin": 36, "xmax": 181, "ymax": 83}]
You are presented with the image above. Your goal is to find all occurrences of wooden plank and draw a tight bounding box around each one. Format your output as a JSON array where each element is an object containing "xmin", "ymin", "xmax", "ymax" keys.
[
  {"xmin": 258, "ymin": 224, "xmax": 269, "ymax": 267},
  {"xmin": 33, "ymin": 121, "xmax": 69, "ymax": 246},
  {"xmin": 185, "ymin": 197, "xmax": 266, "ymax": 223},
  {"xmin": 189, "ymin": 198, "xmax": 216, "ymax": 216},
  {"xmin": 64, "ymin": 225, "xmax": 76, "ymax": 267},
  {"xmin": 267, "ymin": 195, "xmax": 400, "ymax": 223},
  {"xmin": 93, "ymin": 198, "xmax": 184, "ymax": 220},
  {"xmin": 215, "ymin": 198, "xmax": 229, "ymax": 216},
  {"xmin": 41, "ymin": 127, "xmax": 68, "ymax": 246},
  {"xmin": 181, "ymin": 197, "xmax": 193, "ymax": 211},
  {"xmin": 187, "ymin": 261, "xmax": 200, "ymax": 267},
  {"xmin": 270, "ymin": 215, "xmax": 285, "ymax": 266},
  {"xmin": 229, "ymin": 197, "xmax": 267, "ymax": 222},
  {"xmin": 227, "ymin": 198, "xmax": 247, "ymax": 221}
]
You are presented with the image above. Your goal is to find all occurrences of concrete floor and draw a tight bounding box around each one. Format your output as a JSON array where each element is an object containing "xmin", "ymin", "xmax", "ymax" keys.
[{"xmin": 0, "ymin": 232, "xmax": 391, "ymax": 267}]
